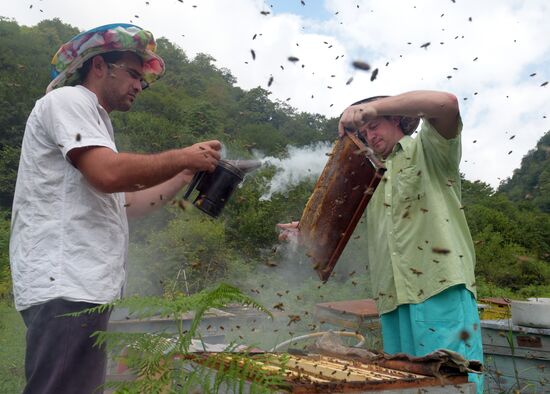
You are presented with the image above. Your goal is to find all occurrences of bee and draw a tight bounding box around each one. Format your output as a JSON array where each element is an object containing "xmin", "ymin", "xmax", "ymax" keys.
[
  {"xmin": 287, "ymin": 315, "xmax": 301, "ymax": 326},
  {"xmin": 265, "ymin": 260, "xmax": 278, "ymax": 267},
  {"xmin": 287, "ymin": 56, "xmax": 300, "ymax": 63},
  {"xmin": 459, "ymin": 330, "xmax": 470, "ymax": 341},
  {"xmin": 267, "ymin": 76, "xmax": 274, "ymax": 87},
  {"xmin": 420, "ymin": 42, "xmax": 431, "ymax": 49},
  {"xmin": 370, "ymin": 68, "xmax": 379, "ymax": 81},
  {"xmin": 410, "ymin": 268, "xmax": 423, "ymax": 276},
  {"xmin": 250, "ymin": 49, "xmax": 256, "ymax": 60},
  {"xmin": 190, "ymin": 261, "xmax": 201, "ymax": 269},
  {"xmin": 273, "ymin": 303, "xmax": 284, "ymax": 311},
  {"xmin": 420, "ymin": 207, "xmax": 429, "ymax": 213},
  {"xmin": 260, "ymin": 11, "xmax": 270, "ymax": 15},
  {"xmin": 351, "ymin": 60, "xmax": 371, "ymax": 71},
  {"xmin": 432, "ymin": 247, "xmax": 451, "ymax": 255},
  {"xmin": 177, "ymin": 199, "xmax": 189, "ymax": 211},
  {"xmin": 75, "ymin": 133, "xmax": 81, "ymax": 142}
]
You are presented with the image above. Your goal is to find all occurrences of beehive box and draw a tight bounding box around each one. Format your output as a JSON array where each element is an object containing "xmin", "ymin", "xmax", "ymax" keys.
[{"xmin": 481, "ymin": 319, "xmax": 550, "ymax": 392}]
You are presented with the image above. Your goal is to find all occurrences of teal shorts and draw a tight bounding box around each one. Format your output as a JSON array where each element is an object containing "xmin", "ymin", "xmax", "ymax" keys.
[{"xmin": 380, "ymin": 284, "xmax": 484, "ymax": 393}]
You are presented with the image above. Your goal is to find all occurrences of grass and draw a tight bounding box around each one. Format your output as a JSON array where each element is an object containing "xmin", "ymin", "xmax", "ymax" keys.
[{"xmin": 0, "ymin": 299, "xmax": 25, "ymax": 394}]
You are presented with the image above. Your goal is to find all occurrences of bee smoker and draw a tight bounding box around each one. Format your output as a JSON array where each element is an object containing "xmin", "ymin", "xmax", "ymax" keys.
[{"xmin": 183, "ymin": 159, "xmax": 261, "ymax": 218}]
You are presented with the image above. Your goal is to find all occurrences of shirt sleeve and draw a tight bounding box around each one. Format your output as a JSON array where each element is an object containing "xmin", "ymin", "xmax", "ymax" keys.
[
  {"xmin": 39, "ymin": 88, "xmax": 117, "ymax": 160},
  {"xmin": 418, "ymin": 116, "xmax": 463, "ymax": 172}
]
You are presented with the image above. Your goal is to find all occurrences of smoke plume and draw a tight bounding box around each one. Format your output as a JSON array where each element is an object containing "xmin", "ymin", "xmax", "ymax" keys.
[{"xmin": 258, "ymin": 141, "xmax": 333, "ymax": 200}]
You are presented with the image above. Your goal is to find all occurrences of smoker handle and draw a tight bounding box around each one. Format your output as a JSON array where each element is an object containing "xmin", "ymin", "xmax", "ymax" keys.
[{"xmin": 183, "ymin": 171, "xmax": 205, "ymax": 200}]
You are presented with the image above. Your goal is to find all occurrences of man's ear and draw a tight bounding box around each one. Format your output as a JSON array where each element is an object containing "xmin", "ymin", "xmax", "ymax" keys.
[
  {"xmin": 90, "ymin": 55, "xmax": 107, "ymax": 78},
  {"xmin": 388, "ymin": 116, "xmax": 401, "ymax": 127}
]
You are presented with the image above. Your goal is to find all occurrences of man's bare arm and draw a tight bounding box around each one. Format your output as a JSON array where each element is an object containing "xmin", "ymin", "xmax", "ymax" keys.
[
  {"xmin": 124, "ymin": 170, "xmax": 194, "ymax": 219},
  {"xmin": 339, "ymin": 90, "xmax": 460, "ymax": 139},
  {"xmin": 68, "ymin": 140, "xmax": 221, "ymax": 193}
]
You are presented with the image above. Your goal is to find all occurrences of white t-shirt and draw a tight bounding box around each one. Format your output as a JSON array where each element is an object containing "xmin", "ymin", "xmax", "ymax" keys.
[{"xmin": 10, "ymin": 85, "xmax": 129, "ymax": 311}]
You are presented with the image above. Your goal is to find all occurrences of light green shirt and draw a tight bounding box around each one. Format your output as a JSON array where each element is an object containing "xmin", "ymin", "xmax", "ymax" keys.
[{"xmin": 366, "ymin": 118, "xmax": 476, "ymax": 315}]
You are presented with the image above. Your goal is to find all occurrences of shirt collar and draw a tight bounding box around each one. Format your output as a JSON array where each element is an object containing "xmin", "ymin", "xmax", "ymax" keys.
[
  {"xmin": 386, "ymin": 135, "xmax": 414, "ymax": 159},
  {"xmin": 75, "ymin": 85, "xmax": 99, "ymax": 104},
  {"xmin": 75, "ymin": 85, "xmax": 109, "ymax": 114}
]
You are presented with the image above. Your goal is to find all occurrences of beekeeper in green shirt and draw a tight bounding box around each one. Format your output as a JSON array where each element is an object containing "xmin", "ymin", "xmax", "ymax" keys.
[{"xmin": 279, "ymin": 90, "xmax": 483, "ymax": 393}]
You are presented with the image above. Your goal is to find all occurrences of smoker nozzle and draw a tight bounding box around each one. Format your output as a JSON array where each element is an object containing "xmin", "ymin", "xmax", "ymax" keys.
[{"xmin": 226, "ymin": 159, "xmax": 262, "ymax": 174}]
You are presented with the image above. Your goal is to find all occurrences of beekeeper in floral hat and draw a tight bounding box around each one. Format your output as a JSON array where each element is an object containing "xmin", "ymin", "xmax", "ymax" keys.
[{"xmin": 10, "ymin": 23, "xmax": 221, "ymax": 394}]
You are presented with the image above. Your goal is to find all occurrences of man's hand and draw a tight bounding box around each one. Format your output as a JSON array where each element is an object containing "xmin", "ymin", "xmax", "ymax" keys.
[
  {"xmin": 276, "ymin": 221, "xmax": 300, "ymax": 242},
  {"xmin": 338, "ymin": 104, "xmax": 378, "ymax": 137},
  {"xmin": 181, "ymin": 140, "xmax": 222, "ymax": 172}
]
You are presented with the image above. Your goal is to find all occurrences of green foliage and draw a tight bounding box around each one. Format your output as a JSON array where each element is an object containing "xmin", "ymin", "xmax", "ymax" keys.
[
  {"xmin": 499, "ymin": 130, "xmax": 550, "ymax": 213},
  {"xmin": 0, "ymin": 145, "xmax": 20, "ymax": 207},
  {"xmin": 0, "ymin": 300, "xmax": 25, "ymax": 394},
  {"xmin": 68, "ymin": 283, "xmax": 282, "ymax": 393},
  {"xmin": 0, "ymin": 210, "xmax": 12, "ymax": 298},
  {"xmin": 126, "ymin": 206, "xmax": 237, "ymax": 296},
  {"xmin": 462, "ymin": 178, "xmax": 550, "ymax": 295}
]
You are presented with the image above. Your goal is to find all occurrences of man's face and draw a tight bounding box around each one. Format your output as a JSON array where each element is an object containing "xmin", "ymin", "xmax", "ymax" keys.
[
  {"xmin": 102, "ymin": 53, "xmax": 145, "ymax": 112},
  {"xmin": 359, "ymin": 116, "xmax": 404, "ymax": 158}
]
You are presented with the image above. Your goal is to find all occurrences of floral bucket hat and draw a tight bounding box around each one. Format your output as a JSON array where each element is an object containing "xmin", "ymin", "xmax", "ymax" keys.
[{"xmin": 46, "ymin": 23, "xmax": 165, "ymax": 93}]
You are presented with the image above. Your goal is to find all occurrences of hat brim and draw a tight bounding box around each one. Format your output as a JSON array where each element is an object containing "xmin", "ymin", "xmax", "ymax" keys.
[{"xmin": 350, "ymin": 95, "xmax": 420, "ymax": 135}]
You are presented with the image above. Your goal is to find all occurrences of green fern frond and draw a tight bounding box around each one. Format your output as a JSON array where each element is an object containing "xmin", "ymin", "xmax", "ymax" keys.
[{"xmin": 77, "ymin": 283, "xmax": 280, "ymax": 393}]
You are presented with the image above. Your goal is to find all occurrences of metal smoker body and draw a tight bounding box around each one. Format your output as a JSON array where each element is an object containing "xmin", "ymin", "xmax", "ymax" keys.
[{"xmin": 183, "ymin": 159, "xmax": 261, "ymax": 218}]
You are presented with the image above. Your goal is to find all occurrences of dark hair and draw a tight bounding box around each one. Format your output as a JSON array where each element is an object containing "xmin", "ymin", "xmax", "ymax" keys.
[{"xmin": 75, "ymin": 51, "xmax": 127, "ymax": 85}]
